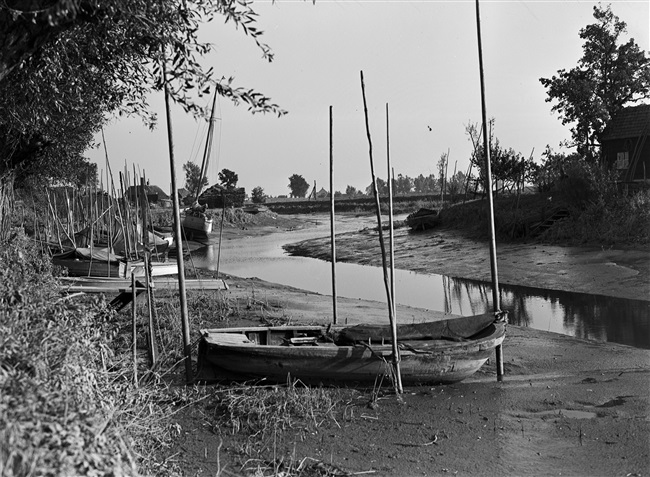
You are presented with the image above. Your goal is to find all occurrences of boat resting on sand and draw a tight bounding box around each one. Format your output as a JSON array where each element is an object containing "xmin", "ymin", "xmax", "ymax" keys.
[
  {"xmin": 406, "ymin": 208, "xmax": 440, "ymax": 231},
  {"xmin": 52, "ymin": 247, "xmax": 177, "ymax": 278},
  {"xmin": 182, "ymin": 203, "xmax": 213, "ymax": 236},
  {"xmin": 196, "ymin": 312, "xmax": 506, "ymax": 385}
]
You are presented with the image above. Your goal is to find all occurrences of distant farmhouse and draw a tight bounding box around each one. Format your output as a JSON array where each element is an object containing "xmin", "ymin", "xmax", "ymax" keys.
[
  {"xmin": 198, "ymin": 184, "xmax": 245, "ymax": 208},
  {"xmin": 315, "ymin": 187, "xmax": 330, "ymax": 199},
  {"xmin": 177, "ymin": 188, "xmax": 191, "ymax": 202},
  {"xmin": 600, "ymin": 104, "xmax": 650, "ymax": 183},
  {"xmin": 126, "ymin": 184, "xmax": 169, "ymax": 205}
]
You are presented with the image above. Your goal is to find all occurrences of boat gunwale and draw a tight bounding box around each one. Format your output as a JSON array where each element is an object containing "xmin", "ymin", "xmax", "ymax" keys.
[{"xmin": 200, "ymin": 322, "xmax": 505, "ymax": 357}]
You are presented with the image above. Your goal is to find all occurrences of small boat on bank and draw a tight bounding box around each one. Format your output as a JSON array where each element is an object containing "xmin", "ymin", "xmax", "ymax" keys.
[
  {"xmin": 52, "ymin": 247, "xmax": 177, "ymax": 278},
  {"xmin": 406, "ymin": 208, "xmax": 440, "ymax": 231},
  {"xmin": 52, "ymin": 247, "xmax": 126, "ymax": 278},
  {"xmin": 196, "ymin": 312, "xmax": 506, "ymax": 385},
  {"xmin": 242, "ymin": 204, "xmax": 269, "ymax": 214},
  {"xmin": 182, "ymin": 205, "xmax": 214, "ymax": 236}
]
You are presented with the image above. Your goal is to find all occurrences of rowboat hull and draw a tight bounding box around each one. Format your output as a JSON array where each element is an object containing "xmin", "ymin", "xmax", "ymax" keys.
[
  {"xmin": 406, "ymin": 208, "xmax": 440, "ymax": 231},
  {"xmin": 182, "ymin": 214, "xmax": 213, "ymax": 235},
  {"xmin": 197, "ymin": 319, "xmax": 505, "ymax": 385},
  {"xmin": 53, "ymin": 247, "xmax": 178, "ymax": 278},
  {"xmin": 52, "ymin": 256, "xmax": 125, "ymax": 278}
]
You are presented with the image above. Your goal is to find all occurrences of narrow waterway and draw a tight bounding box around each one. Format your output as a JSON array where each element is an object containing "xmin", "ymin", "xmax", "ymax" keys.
[{"xmin": 192, "ymin": 215, "xmax": 650, "ymax": 350}]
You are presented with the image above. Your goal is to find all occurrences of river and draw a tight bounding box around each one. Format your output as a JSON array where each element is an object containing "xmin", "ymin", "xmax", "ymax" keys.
[{"xmin": 192, "ymin": 214, "xmax": 650, "ymax": 350}]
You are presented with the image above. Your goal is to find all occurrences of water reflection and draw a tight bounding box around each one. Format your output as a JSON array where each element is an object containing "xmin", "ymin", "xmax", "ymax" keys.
[
  {"xmin": 191, "ymin": 219, "xmax": 650, "ymax": 350},
  {"xmin": 438, "ymin": 276, "xmax": 650, "ymax": 349}
]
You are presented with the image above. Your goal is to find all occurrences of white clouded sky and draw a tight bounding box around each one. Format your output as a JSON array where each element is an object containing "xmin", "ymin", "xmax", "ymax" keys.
[{"xmin": 87, "ymin": 0, "xmax": 650, "ymax": 197}]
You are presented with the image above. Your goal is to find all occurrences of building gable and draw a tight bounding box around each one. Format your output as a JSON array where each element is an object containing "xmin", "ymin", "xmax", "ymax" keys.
[
  {"xmin": 601, "ymin": 104, "xmax": 650, "ymax": 141},
  {"xmin": 600, "ymin": 104, "xmax": 650, "ymax": 182}
]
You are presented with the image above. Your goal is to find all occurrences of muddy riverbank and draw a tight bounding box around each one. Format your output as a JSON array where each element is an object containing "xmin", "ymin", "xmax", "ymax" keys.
[
  {"xmin": 172, "ymin": 213, "xmax": 650, "ymax": 476},
  {"xmin": 283, "ymin": 221, "xmax": 650, "ymax": 302}
]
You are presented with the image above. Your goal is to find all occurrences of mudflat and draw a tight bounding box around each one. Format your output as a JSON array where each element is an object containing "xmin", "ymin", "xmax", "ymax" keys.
[{"xmin": 174, "ymin": 214, "xmax": 650, "ymax": 476}]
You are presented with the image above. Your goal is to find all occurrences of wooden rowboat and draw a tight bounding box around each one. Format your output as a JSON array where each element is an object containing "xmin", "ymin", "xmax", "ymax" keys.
[
  {"xmin": 405, "ymin": 208, "xmax": 440, "ymax": 231},
  {"xmin": 196, "ymin": 313, "xmax": 506, "ymax": 385},
  {"xmin": 52, "ymin": 247, "xmax": 178, "ymax": 278},
  {"xmin": 182, "ymin": 212, "xmax": 213, "ymax": 235}
]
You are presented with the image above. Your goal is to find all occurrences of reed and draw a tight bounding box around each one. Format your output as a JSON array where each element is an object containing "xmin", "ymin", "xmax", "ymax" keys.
[
  {"xmin": 0, "ymin": 231, "xmax": 185, "ymax": 476},
  {"xmin": 201, "ymin": 379, "xmax": 355, "ymax": 476},
  {"xmin": 2, "ymin": 227, "xmax": 399, "ymax": 477}
]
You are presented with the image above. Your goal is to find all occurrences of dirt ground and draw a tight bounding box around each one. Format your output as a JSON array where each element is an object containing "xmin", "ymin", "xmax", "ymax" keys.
[{"xmin": 171, "ymin": 213, "xmax": 650, "ymax": 477}]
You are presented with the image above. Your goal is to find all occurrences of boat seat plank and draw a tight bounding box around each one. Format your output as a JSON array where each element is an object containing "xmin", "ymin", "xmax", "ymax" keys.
[{"xmin": 205, "ymin": 333, "xmax": 254, "ymax": 346}]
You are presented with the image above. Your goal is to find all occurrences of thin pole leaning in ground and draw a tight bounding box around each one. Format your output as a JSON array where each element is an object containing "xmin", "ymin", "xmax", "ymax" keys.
[
  {"xmin": 475, "ymin": 0, "xmax": 504, "ymax": 380},
  {"xmin": 162, "ymin": 53, "xmax": 192, "ymax": 384},
  {"xmin": 329, "ymin": 105, "xmax": 338, "ymax": 325},
  {"xmin": 386, "ymin": 103, "xmax": 402, "ymax": 392},
  {"xmin": 131, "ymin": 272, "xmax": 138, "ymax": 387},
  {"xmin": 360, "ymin": 71, "xmax": 403, "ymax": 394},
  {"xmin": 215, "ymin": 191, "xmax": 226, "ymax": 280}
]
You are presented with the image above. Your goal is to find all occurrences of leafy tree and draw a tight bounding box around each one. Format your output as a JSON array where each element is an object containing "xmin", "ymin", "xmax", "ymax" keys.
[
  {"xmin": 251, "ymin": 186, "xmax": 266, "ymax": 204},
  {"xmin": 218, "ymin": 168, "xmax": 239, "ymax": 189},
  {"xmin": 466, "ymin": 119, "xmax": 532, "ymax": 196},
  {"xmin": 288, "ymin": 174, "xmax": 309, "ymax": 198},
  {"xmin": 0, "ymin": 22, "xmax": 117, "ymax": 191},
  {"xmin": 394, "ymin": 174, "xmax": 413, "ymax": 195},
  {"xmin": 0, "ymin": 0, "xmax": 285, "ymax": 237},
  {"xmin": 413, "ymin": 173, "xmax": 436, "ymax": 193},
  {"xmin": 540, "ymin": 4, "xmax": 650, "ymax": 161},
  {"xmin": 183, "ymin": 162, "xmax": 208, "ymax": 198},
  {"xmin": 530, "ymin": 146, "xmax": 581, "ymax": 193},
  {"xmin": 365, "ymin": 178, "xmax": 388, "ymax": 196},
  {"xmin": 447, "ymin": 170, "xmax": 467, "ymax": 199},
  {"xmin": 345, "ymin": 185, "xmax": 359, "ymax": 197}
]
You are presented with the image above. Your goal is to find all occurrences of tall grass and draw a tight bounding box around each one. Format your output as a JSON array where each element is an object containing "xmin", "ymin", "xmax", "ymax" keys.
[
  {"xmin": 200, "ymin": 380, "xmax": 357, "ymax": 476},
  {"xmin": 547, "ymin": 188, "xmax": 650, "ymax": 245},
  {"xmin": 0, "ymin": 230, "xmax": 183, "ymax": 476}
]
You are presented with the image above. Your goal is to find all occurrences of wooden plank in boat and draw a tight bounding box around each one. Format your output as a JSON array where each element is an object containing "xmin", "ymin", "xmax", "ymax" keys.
[{"xmin": 208, "ymin": 333, "xmax": 254, "ymax": 345}]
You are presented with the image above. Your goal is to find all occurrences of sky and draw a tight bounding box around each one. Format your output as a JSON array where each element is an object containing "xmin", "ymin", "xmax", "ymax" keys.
[{"xmin": 86, "ymin": 0, "xmax": 650, "ymax": 198}]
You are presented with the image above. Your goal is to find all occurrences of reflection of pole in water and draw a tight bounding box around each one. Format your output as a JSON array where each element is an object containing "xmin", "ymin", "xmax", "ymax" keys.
[{"xmin": 442, "ymin": 276, "xmax": 450, "ymax": 313}]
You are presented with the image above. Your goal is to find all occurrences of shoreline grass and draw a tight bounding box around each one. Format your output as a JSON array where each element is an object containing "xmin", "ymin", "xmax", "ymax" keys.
[{"xmin": 0, "ymin": 231, "xmax": 376, "ymax": 476}]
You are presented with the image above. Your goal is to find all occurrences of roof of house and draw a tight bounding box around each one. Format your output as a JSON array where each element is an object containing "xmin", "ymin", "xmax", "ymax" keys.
[
  {"xmin": 601, "ymin": 104, "xmax": 650, "ymax": 141},
  {"xmin": 126, "ymin": 184, "xmax": 170, "ymax": 200},
  {"xmin": 199, "ymin": 184, "xmax": 226, "ymax": 198},
  {"xmin": 146, "ymin": 185, "xmax": 169, "ymax": 200}
]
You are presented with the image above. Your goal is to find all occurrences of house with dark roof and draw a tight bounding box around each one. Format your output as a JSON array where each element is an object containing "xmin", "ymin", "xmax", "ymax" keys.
[
  {"xmin": 126, "ymin": 184, "xmax": 170, "ymax": 204},
  {"xmin": 600, "ymin": 104, "xmax": 650, "ymax": 182},
  {"xmin": 198, "ymin": 184, "xmax": 245, "ymax": 208}
]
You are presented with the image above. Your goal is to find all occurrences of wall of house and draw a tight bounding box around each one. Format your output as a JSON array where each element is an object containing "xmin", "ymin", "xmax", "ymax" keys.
[{"xmin": 602, "ymin": 137, "xmax": 650, "ymax": 182}]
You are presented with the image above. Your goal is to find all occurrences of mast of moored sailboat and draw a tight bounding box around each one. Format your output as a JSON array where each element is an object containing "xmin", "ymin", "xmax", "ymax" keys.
[
  {"xmin": 475, "ymin": 0, "xmax": 505, "ymax": 380},
  {"xmin": 195, "ymin": 91, "xmax": 219, "ymax": 203}
]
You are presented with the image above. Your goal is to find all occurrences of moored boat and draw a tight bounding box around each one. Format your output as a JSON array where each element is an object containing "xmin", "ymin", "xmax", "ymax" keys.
[
  {"xmin": 196, "ymin": 313, "xmax": 506, "ymax": 385},
  {"xmin": 52, "ymin": 247, "xmax": 128, "ymax": 278},
  {"xmin": 182, "ymin": 209, "xmax": 213, "ymax": 235},
  {"xmin": 52, "ymin": 247, "xmax": 177, "ymax": 278},
  {"xmin": 405, "ymin": 208, "xmax": 440, "ymax": 231},
  {"xmin": 242, "ymin": 204, "xmax": 269, "ymax": 214}
]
